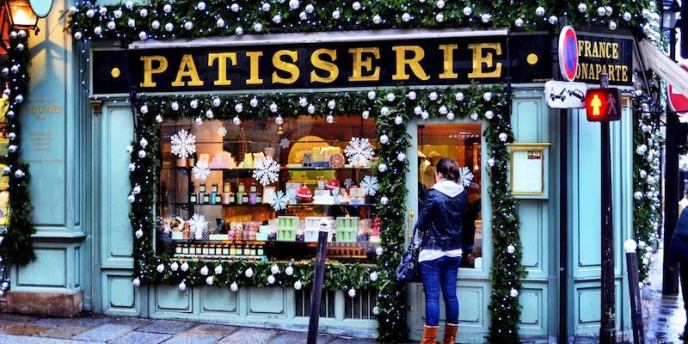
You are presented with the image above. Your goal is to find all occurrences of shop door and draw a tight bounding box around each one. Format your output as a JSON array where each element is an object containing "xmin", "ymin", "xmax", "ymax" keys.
[{"xmin": 91, "ymin": 104, "xmax": 141, "ymax": 316}]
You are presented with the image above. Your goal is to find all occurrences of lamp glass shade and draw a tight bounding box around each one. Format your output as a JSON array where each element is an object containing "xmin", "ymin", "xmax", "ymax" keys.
[
  {"xmin": 6, "ymin": 0, "xmax": 37, "ymax": 29},
  {"xmin": 663, "ymin": 11, "xmax": 678, "ymax": 29}
]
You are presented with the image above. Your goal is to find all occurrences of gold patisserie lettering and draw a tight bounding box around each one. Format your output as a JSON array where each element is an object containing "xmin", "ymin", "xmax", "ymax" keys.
[
  {"xmin": 208, "ymin": 52, "xmax": 238, "ymax": 86},
  {"xmin": 310, "ymin": 49, "xmax": 339, "ymax": 83},
  {"xmin": 171, "ymin": 54, "xmax": 204, "ymax": 87},
  {"xmin": 272, "ymin": 50, "xmax": 300, "ymax": 84},
  {"xmin": 246, "ymin": 51, "xmax": 264, "ymax": 85},
  {"xmin": 439, "ymin": 44, "xmax": 459, "ymax": 79},
  {"xmin": 348, "ymin": 47, "xmax": 380, "ymax": 81},
  {"xmin": 467, "ymin": 43, "xmax": 502, "ymax": 78},
  {"xmin": 392, "ymin": 45, "xmax": 430, "ymax": 81},
  {"xmin": 140, "ymin": 55, "xmax": 168, "ymax": 87}
]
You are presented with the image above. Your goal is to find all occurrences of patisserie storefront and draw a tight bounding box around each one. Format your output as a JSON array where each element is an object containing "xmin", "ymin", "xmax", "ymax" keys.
[{"xmin": 8, "ymin": 1, "xmax": 658, "ymax": 343}]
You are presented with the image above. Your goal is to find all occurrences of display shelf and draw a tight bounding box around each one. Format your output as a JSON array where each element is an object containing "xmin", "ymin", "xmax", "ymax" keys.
[
  {"xmin": 162, "ymin": 239, "xmax": 378, "ymax": 262},
  {"xmin": 166, "ymin": 166, "xmax": 372, "ymax": 172},
  {"xmin": 167, "ymin": 202, "xmax": 376, "ymax": 208}
]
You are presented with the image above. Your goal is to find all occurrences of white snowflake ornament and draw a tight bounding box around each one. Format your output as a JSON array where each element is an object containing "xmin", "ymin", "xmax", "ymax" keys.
[
  {"xmin": 253, "ymin": 157, "xmax": 280, "ymax": 186},
  {"xmin": 459, "ymin": 167, "xmax": 474, "ymax": 187},
  {"xmin": 361, "ymin": 175, "xmax": 379, "ymax": 196},
  {"xmin": 345, "ymin": 138, "xmax": 375, "ymax": 167},
  {"xmin": 218, "ymin": 127, "xmax": 228, "ymax": 137},
  {"xmin": 269, "ymin": 190, "xmax": 289, "ymax": 211},
  {"xmin": 280, "ymin": 138, "xmax": 290, "ymax": 149},
  {"xmin": 192, "ymin": 160, "xmax": 211, "ymax": 181},
  {"xmin": 170, "ymin": 129, "xmax": 196, "ymax": 159}
]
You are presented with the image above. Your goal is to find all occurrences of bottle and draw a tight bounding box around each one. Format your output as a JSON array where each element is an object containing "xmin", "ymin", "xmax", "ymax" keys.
[
  {"xmin": 242, "ymin": 183, "xmax": 249, "ymax": 204},
  {"xmin": 210, "ymin": 184, "xmax": 218, "ymax": 205},
  {"xmin": 228, "ymin": 184, "xmax": 235, "ymax": 205},
  {"xmin": 256, "ymin": 185, "xmax": 263, "ymax": 203},
  {"xmin": 199, "ymin": 184, "xmax": 206, "ymax": 204},
  {"xmin": 222, "ymin": 183, "xmax": 232, "ymax": 205},
  {"xmin": 203, "ymin": 193, "xmax": 210, "ymax": 204},
  {"xmin": 249, "ymin": 182, "xmax": 257, "ymax": 205},
  {"xmin": 189, "ymin": 184, "xmax": 197, "ymax": 204}
]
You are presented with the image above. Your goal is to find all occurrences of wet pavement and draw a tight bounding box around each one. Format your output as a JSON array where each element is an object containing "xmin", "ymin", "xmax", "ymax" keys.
[
  {"xmin": 0, "ymin": 314, "xmax": 378, "ymax": 343},
  {"xmin": 0, "ymin": 243, "xmax": 683, "ymax": 343},
  {"xmin": 643, "ymin": 242, "xmax": 687, "ymax": 343}
]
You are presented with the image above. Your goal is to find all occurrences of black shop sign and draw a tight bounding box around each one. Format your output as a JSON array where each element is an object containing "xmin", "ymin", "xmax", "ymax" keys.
[{"xmin": 90, "ymin": 32, "xmax": 553, "ymax": 96}]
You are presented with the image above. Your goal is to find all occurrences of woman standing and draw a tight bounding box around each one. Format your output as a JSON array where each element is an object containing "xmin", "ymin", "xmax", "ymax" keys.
[
  {"xmin": 669, "ymin": 205, "xmax": 688, "ymax": 340},
  {"xmin": 416, "ymin": 158, "xmax": 468, "ymax": 344}
]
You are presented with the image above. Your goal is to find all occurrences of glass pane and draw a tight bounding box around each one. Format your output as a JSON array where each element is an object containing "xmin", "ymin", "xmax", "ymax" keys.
[
  {"xmin": 155, "ymin": 115, "xmax": 379, "ymax": 263},
  {"xmin": 417, "ymin": 123, "xmax": 482, "ymax": 269}
]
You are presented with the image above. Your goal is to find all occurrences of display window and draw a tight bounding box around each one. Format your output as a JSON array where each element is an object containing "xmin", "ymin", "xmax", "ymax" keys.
[
  {"xmin": 156, "ymin": 115, "xmax": 379, "ymax": 263},
  {"xmin": 417, "ymin": 123, "xmax": 482, "ymax": 268}
]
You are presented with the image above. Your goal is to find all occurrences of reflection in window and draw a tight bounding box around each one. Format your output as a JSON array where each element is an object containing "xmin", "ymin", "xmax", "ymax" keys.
[{"xmin": 418, "ymin": 123, "xmax": 482, "ymax": 269}]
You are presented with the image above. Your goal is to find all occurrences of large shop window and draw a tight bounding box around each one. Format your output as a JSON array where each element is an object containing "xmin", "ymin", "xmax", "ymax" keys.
[
  {"xmin": 417, "ymin": 123, "xmax": 482, "ymax": 269},
  {"xmin": 156, "ymin": 116, "xmax": 379, "ymax": 262}
]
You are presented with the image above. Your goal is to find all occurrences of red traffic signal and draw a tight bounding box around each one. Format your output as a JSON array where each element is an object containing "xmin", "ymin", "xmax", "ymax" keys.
[{"xmin": 585, "ymin": 88, "xmax": 622, "ymax": 122}]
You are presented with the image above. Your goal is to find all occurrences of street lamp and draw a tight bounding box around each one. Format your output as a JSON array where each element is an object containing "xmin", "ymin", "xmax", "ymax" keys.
[
  {"xmin": 4, "ymin": 0, "xmax": 38, "ymax": 31},
  {"xmin": 662, "ymin": 0, "xmax": 679, "ymax": 30}
]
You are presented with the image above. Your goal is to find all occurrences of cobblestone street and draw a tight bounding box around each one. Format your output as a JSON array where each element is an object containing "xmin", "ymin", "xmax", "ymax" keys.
[{"xmin": 0, "ymin": 314, "xmax": 378, "ymax": 344}]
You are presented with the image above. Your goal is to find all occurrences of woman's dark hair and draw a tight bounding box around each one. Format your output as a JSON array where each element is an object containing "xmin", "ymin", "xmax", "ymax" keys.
[{"xmin": 436, "ymin": 158, "xmax": 460, "ymax": 182}]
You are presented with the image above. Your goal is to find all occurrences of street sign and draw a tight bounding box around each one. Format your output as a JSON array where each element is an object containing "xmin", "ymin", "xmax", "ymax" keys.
[
  {"xmin": 558, "ymin": 26, "xmax": 579, "ymax": 82},
  {"xmin": 585, "ymin": 88, "xmax": 622, "ymax": 122},
  {"xmin": 545, "ymin": 80, "xmax": 587, "ymax": 108},
  {"xmin": 668, "ymin": 64, "xmax": 688, "ymax": 114}
]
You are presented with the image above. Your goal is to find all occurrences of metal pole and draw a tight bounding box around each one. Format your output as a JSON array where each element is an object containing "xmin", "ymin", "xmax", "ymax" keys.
[
  {"xmin": 599, "ymin": 73, "xmax": 616, "ymax": 344},
  {"xmin": 664, "ymin": 110, "xmax": 681, "ymax": 295},
  {"xmin": 663, "ymin": 20, "xmax": 681, "ymax": 296},
  {"xmin": 306, "ymin": 225, "xmax": 330, "ymax": 344},
  {"xmin": 625, "ymin": 247, "xmax": 645, "ymax": 344},
  {"xmin": 554, "ymin": 18, "xmax": 569, "ymax": 344}
]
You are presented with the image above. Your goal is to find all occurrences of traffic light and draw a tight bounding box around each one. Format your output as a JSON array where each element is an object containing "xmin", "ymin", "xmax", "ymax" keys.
[{"xmin": 585, "ymin": 88, "xmax": 622, "ymax": 122}]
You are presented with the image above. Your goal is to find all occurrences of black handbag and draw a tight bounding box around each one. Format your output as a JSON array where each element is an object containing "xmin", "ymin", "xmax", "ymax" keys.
[{"xmin": 396, "ymin": 226, "xmax": 421, "ymax": 283}]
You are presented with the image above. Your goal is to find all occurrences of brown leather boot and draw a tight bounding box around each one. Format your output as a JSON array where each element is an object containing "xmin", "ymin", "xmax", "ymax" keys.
[
  {"xmin": 441, "ymin": 323, "xmax": 459, "ymax": 344},
  {"xmin": 420, "ymin": 325, "xmax": 439, "ymax": 344}
]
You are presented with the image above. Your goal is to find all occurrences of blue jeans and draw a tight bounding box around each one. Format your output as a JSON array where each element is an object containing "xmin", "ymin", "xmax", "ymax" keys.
[{"xmin": 420, "ymin": 255, "xmax": 460, "ymax": 326}]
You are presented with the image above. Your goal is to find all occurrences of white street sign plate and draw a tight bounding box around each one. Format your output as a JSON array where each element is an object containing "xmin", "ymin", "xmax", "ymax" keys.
[{"xmin": 545, "ymin": 80, "xmax": 587, "ymax": 109}]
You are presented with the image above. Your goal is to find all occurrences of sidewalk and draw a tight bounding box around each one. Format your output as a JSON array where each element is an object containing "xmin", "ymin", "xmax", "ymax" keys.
[
  {"xmin": 0, "ymin": 313, "xmax": 378, "ymax": 344},
  {"xmin": 642, "ymin": 242, "xmax": 686, "ymax": 343}
]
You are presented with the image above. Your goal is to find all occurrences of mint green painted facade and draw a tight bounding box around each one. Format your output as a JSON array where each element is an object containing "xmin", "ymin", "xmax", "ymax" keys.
[{"xmin": 11, "ymin": 5, "xmax": 639, "ymax": 342}]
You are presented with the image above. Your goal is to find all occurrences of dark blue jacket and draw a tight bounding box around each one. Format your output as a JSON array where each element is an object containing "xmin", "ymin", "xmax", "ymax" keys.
[
  {"xmin": 416, "ymin": 181, "xmax": 467, "ymax": 251},
  {"xmin": 670, "ymin": 207, "xmax": 688, "ymax": 265}
]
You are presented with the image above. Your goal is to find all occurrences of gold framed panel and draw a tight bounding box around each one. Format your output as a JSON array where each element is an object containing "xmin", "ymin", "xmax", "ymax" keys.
[{"xmin": 507, "ymin": 143, "xmax": 550, "ymax": 198}]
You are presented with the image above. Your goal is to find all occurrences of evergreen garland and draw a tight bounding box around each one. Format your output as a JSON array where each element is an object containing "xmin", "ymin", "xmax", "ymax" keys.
[
  {"xmin": 1, "ymin": 31, "xmax": 36, "ymax": 267},
  {"xmin": 127, "ymin": 85, "xmax": 518, "ymax": 342},
  {"xmin": 632, "ymin": 95, "xmax": 662, "ymax": 282},
  {"xmin": 67, "ymin": 0, "xmax": 655, "ymax": 44}
]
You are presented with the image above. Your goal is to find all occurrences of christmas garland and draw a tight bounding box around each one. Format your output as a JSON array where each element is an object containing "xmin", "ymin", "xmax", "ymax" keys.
[
  {"xmin": 0, "ymin": 31, "xmax": 36, "ymax": 270},
  {"xmin": 632, "ymin": 94, "xmax": 662, "ymax": 282},
  {"xmin": 67, "ymin": 0, "xmax": 656, "ymax": 44},
  {"xmin": 128, "ymin": 85, "xmax": 520, "ymax": 342}
]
